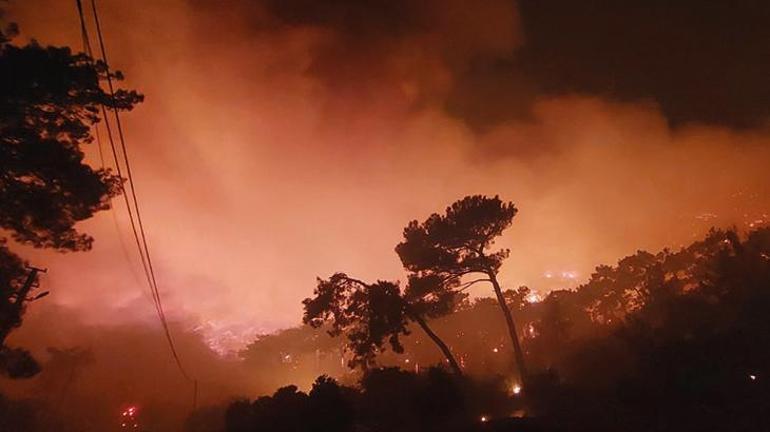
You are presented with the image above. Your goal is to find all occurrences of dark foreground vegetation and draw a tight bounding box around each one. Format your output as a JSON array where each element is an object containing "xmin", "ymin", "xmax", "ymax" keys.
[
  {"xmin": 224, "ymin": 370, "xmax": 517, "ymax": 432},
  {"xmin": 226, "ymin": 226, "xmax": 770, "ymax": 432}
]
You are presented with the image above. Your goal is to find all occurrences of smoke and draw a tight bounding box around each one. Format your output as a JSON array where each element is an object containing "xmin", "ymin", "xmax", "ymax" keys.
[
  {"xmin": 1, "ymin": 302, "xmax": 261, "ymax": 430},
  {"xmin": 2, "ymin": 0, "xmax": 769, "ymax": 372}
]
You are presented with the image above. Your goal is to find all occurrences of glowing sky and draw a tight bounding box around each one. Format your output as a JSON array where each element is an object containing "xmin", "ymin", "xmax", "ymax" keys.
[{"xmin": 6, "ymin": 0, "xmax": 770, "ymax": 352}]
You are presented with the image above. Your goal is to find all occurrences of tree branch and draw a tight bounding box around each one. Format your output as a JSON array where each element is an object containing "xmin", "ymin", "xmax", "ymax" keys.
[
  {"xmin": 457, "ymin": 278, "xmax": 492, "ymax": 292},
  {"xmin": 338, "ymin": 275, "xmax": 371, "ymax": 289}
]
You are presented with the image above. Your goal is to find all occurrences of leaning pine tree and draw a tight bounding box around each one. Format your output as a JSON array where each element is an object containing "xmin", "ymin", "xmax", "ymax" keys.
[{"xmin": 395, "ymin": 195, "xmax": 529, "ymax": 385}]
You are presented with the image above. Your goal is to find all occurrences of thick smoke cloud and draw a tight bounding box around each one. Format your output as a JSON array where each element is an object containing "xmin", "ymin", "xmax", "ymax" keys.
[
  {"xmin": 192, "ymin": 0, "xmax": 770, "ymax": 131},
  {"xmin": 515, "ymin": 0, "xmax": 770, "ymax": 129},
  {"xmin": 2, "ymin": 0, "xmax": 769, "ymax": 363}
]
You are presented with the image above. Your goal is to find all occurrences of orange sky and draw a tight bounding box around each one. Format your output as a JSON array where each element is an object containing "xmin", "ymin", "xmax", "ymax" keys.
[{"xmin": 6, "ymin": 0, "xmax": 770, "ymax": 353}]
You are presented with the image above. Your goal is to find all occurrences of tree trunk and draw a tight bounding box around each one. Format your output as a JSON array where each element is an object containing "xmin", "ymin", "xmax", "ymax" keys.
[
  {"xmin": 405, "ymin": 307, "xmax": 463, "ymax": 376},
  {"xmin": 489, "ymin": 274, "xmax": 529, "ymax": 386}
]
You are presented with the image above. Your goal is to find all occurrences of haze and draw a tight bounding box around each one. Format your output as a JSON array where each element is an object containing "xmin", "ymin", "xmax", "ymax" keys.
[{"xmin": 6, "ymin": 0, "xmax": 770, "ymax": 355}]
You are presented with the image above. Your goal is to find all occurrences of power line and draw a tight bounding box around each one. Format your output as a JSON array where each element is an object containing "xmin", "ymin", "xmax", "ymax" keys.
[
  {"xmin": 89, "ymin": 0, "xmax": 190, "ymax": 381},
  {"xmin": 74, "ymin": 0, "xmax": 155, "ymax": 304},
  {"xmin": 74, "ymin": 0, "xmax": 196, "ymax": 393},
  {"xmin": 76, "ymin": 1, "xmax": 152, "ymax": 302}
]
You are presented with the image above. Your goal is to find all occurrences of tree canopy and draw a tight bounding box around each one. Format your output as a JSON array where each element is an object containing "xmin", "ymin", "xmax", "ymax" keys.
[
  {"xmin": 0, "ymin": 33, "xmax": 142, "ymax": 377},
  {"xmin": 303, "ymin": 274, "xmax": 410, "ymax": 370},
  {"xmin": 303, "ymin": 273, "xmax": 464, "ymax": 374},
  {"xmin": 0, "ymin": 42, "xmax": 140, "ymax": 251},
  {"xmin": 396, "ymin": 195, "xmax": 517, "ymax": 280}
]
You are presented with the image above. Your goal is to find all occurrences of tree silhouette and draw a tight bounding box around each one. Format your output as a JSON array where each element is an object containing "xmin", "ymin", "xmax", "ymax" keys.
[
  {"xmin": 224, "ymin": 368, "xmax": 515, "ymax": 432},
  {"xmin": 233, "ymin": 227, "xmax": 770, "ymax": 431},
  {"xmin": 225, "ymin": 375, "xmax": 355, "ymax": 432},
  {"xmin": 303, "ymin": 273, "xmax": 463, "ymax": 375},
  {"xmin": 519, "ymin": 227, "xmax": 770, "ymax": 431},
  {"xmin": 0, "ymin": 33, "xmax": 142, "ymax": 376},
  {"xmin": 395, "ymin": 195, "xmax": 528, "ymax": 383}
]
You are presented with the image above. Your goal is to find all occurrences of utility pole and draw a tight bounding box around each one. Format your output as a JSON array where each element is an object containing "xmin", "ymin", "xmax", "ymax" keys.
[
  {"xmin": 0, "ymin": 266, "xmax": 47, "ymax": 346},
  {"xmin": 18, "ymin": 266, "xmax": 47, "ymax": 302}
]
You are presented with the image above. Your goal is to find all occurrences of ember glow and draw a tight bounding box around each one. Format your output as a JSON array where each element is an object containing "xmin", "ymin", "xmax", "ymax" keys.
[
  {"xmin": 120, "ymin": 406, "xmax": 140, "ymax": 430},
  {"xmin": 525, "ymin": 292, "xmax": 542, "ymax": 304},
  {"xmin": 193, "ymin": 320, "xmax": 263, "ymax": 357}
]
